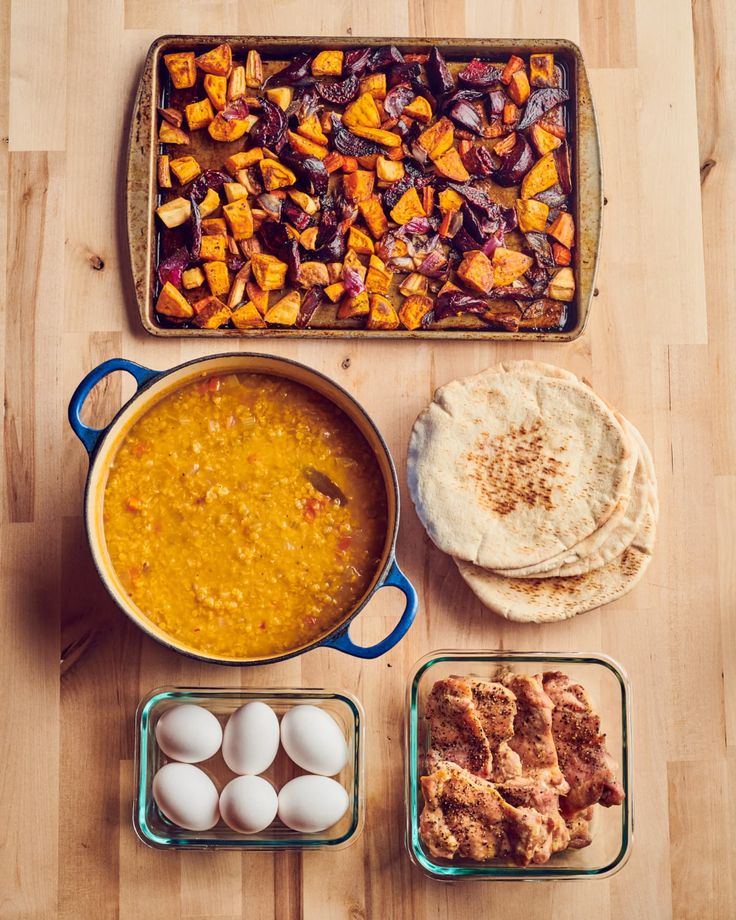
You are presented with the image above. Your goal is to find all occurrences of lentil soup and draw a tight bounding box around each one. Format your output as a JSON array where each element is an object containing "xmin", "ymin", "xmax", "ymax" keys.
[{"xmin": 102, "ymin": 372, "xmax": 388, "ymax": 658}]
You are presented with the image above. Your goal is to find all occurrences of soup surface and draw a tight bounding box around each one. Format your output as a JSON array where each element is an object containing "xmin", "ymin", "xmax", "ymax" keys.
[{"xmin": 103, "ymin": 372, "xmax": 388, "ymax": 658}]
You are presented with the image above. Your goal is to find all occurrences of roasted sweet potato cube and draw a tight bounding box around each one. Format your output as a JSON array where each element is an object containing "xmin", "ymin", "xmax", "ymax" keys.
[
  {"xmin": 341, "ymin": 155, "xmax": 359, "ymax": 173},
  {"xmin": 390, "ymin": 187, "xmax": 426, "ymax": 225},
  {"xmin": 225, "ymin": 149, "xmax": 263, "ymax": 174},
  {"xmin": 251, "ymin": 253, "xmax": 288, "ymax": 290},
  {"xmin": 327, "ymin": 262, "xmax": 343, "ymax": 283},
  {"xmin": 343, "ymin": 169, "xmax": 375, "ymax": 203},
  {"xmin": 403, "ymin": 95, "xmax": 432, "ymax": 123},
  {"xmin": 399, "ymin": 294, "xmax": 433, "ymax": 330},
  {"xmin": 297, "ymin": 115, "xmax": 328, "ymax": 146},
  {"xmin": 438, "ymin": 188, "xmax": 464, "ymax": 212},
  {"xmin": 342, "ymin": 248, "xmax": 367, "ymax": 281},
  {"xmin": 299, "ymin": 261, "xmax": 330, "ymax": 287},
  {"xmin": 492, "ymin": 247, "xmax": 533, "ymax": 285},
  {"xmin": 349, "ymin": 125, "xmax": 402, "ymax": 147},
  {"xmin": 156, "ymin": 197, "xmax": 191, "ymax": 228},
  {"xmin": 192, "ymin": 295, "xmax": 231, "ymax": 328},
  {"xmin": 366, "ymin": 294, "xmax": 400, "ymax": 330},
  {"xmin": 200, "ymin": 235, "xmax": 227, "ymax": 263},
  {"xmin": 259, "ymin": 158, "xmax": 297, "ymax": 191},
  {"xmin": 265, "ymin": 86, "xmax": 293, "ymax": 110},
  {"xmin": 245, "ymin": 50, "xmax": 264, "ymax": 88},
  {"xmin": 287, "ymin": 130, "xmax": 327, "ymax": 160},
  {"xmin": 343, "ymin": 93, "xmax": 381, "ymax": 129},
  {"xmin": 208, "ymin": 114, "xmax": 250, "ymax": 142},
  {"xmin": 515, "ymin": 198, "xmax": 550, "ymax": 233},
  {"xmin": 199, "ymin": 188, "xmax": 221, "ymax": 218},
  {"xmin": 337, "ymin": 290, "xmax": 370, "ymax": 319},
  {"xmin": 552, "ymin": 242, "xmax": 572, "ymax": 266},
  {"xmin": 458, "ymin": 250, "xmax": 494, "ymax": 294},
  {"xmin": 185, "ymin": 99, "xmax": 215, "ymax": 131},
  {"xmin": 231, "ymin": 301, "xmax": 267, "ymax": 329},
  {"xmin": 548, "ymin": 211, "xmax": 575, "ymax": 248},
  {"xmin": 529, "ymin": 123, "xmax": 562, "ymax": 156},
  {"xmin": 204, "ymin": 261, "xmax": 230, "ymax": 296},
  {"xmin": 311, "ymin": 50, "xmax": 344, "ymax": 76},
  {"xmin": 182, "ymin": 267, "xmax": 205, "ymax": 290},
  {"xmin": 508, "ymin": 70, "xmax": 531, "ymax": 106},
  {"xmin": 159, "ymin": 123, "xmax": 190, "ymax": 145},
  {"xmin": 418, "ymin": 117, "xmax": 454, "ymax": 159},
  {"xmin": 501, "ymin": 54, "xmax": 525, "ymax": 85},
  {"xmin": 530, "ymin": 53, "xmax": 555, "ymax": 87},
  {"xmin": 156, "ymin": 281, "xmax": 194, "ymax": 318},
  {"xmin": 359, "ymin": 72, "xmax": 387, "ymax": 99},
  {"xmin": 195, "ymin": 43, "xmax": 232, "ymax": 77},
  {"xmin": 438, "ymin": 279, "xmax": 462, "ymax": 297},
  {"xmin": 365, "ymin": 254, "xmax": 393, "ymax": 294},
  {"xmin": 300, "ymin": 226, "xmax": 319, "ymax": 250},
  {"xmin": 503, "ymin": 102, "xmax": 518, "ymax": 126},
  {"xmin": 164, "ymin": 52, "xmax": 196, "ymax": 89},
  {"xmin": 399, "ymin": 272, "xmax": 429, "ymax": 296},
  {"xmin": 158, "ymin": 155, "xmax": 172, "ymax": 188},
  {"xmin": 169, "ymin": 156, "xmax": 201, "ymax": 185},
  {"xmin": 438, "ymin": 208, "xmax": 460, "ymax": 237},
  {"xmin": 357, "ymin": 153, "xmax": 379, "ymax": 170},
  {"xmin": 376, "ymin": 156, "xmax": 404, "ymax": 183},
  {"xmin": 246, "ymin": 282, "xmax": 269, "ymax": 315},
  {"xmin": 324, "ymin": 281, "xmax": 346, "ymax": 302},
  {"xmin": 548, "ymin": 267, "xmax": 575, "ymax": 301},
  {"xmin": 359, "ymin": 197, "xmax": 389, "ymax": 238},
  {"xmin": 433, "ymin": 148, "xmax": 470, "ymax": 181},
  {"xmin": 520, "ymin": 152, "xmax": 558, "ymax": 199},
  {"xmin": 323, "ymin": 151, "xmax": 344, "ymax": 174},
  {"xmin": 223, "ymin": 198, "xmax": 254, "ymax": 240},
  {"xmin": 203, "ymin": 74, "xmax": 227, "ymax": 112},
  {"xmin": 287, "ymin": 190, "xmax": 318, "ymax": 215},
  {"xmin": 223, "ymin": 182, "xmax": 248, "ymax": 203},
  {"xmin": 265, "ymin": 291, "xmax": 301, "ymax": 325},
  {"xmin": 347, "ymin": 226, "xmax": 375, "ymax": 254}
]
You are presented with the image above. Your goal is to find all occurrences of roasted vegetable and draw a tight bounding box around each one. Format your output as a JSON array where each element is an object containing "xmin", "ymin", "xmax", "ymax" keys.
[
  {"xmin": 426, "ymin": 46, "xmax": 455, "ymax": 95},
  {"xmin": 156, "ymin": 197, "xmax": 191, "ymax": 229},
  {"xmin": 459, "ymin": 59, "xmax": 502, "ymax": 87},
  {"xmin": 390, "ymin": 188, "xmax": 426, "ymax": 225},
  {"xmin": 399, "ymin": 294, "xmax": 433, "ymax": 329},
  {"xmin": 196, "ymin": 44, "xmax": 232, "ymax": 76},
  {"xmin": 250, "ymin": 99, "xmax": 288, "ymax": 149},
  {"xmin": 169, "ymin": 156, "xmax": 201, "ymax": 185},
  {"xmin": 182, "ymin": 266, "xmax": 205, "ymax": 290},
  {"xmin": 418, "ymin": 117, "xmax": 454, "ymax": 159},
  {"xmin": 316, "ymin": 74, "xmax": 360, "ymax": 105},
  {"xmin": 529, "ymin": 123, "xmax": 562, "ymax": 156},
  {"xmin": 515, "ymin": 198, "xmax": 549, "ymax": 233},
  {"xmin": 492, "ymin": 247, "xmax": 533, "ymax": 285},
  {"xmin": 548, "ymin": 266, "xmax": 575, "ymax": 301},
  {"xmin": 223, "ymin": 197, "xmax": 254, "ymax": 240},
  {"xmin": 529, "ymin": 54, "xmax": 555, "ymax": 87},
  {"xmin": 164, "ymin": 52, "xmax": 197, "ymax": 89},
  {"xmin": 519, "ymin": 297, "xmax": 565, "ymax": 329},
  {"xmin": 548, "ymin": 211, "xmax": 574, "ymax": 248},
  {"xmin": 232, "ymin": 301, "xmax": 267, "ymax": 328},
  {"xmin": 366, "ymin": 293, "xmax": 400, "ymax": 329},
  {"xmin": 493, "ymin": 134, "xmax": 535, "ymax": 186},
  {"xmin": 520, "ymin": 152, "xmax": 558, "ymax": 199},
  {"xmin": 295, "ymin": 286, "xmax": 325, "ymax": 327},
  {"xmin": 312, "ymin": 50, "xmax": 344, "ymax": 77},
  {"xmin": 156, "ymin": 282, "xmax": 194, "ymax": 318},
  {"xmin": 457, "ymin": 250, "xmax": 494, "ymax": 293},
  {"xmin": 192, "ymin": 295, "xmax": 231, "ymax": 328},
  {"xmin": 517, "ymin": 87, "xmax": 569, "ymax": 130}
]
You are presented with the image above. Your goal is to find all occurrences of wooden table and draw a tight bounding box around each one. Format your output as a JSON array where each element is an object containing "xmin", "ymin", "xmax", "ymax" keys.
[{"xmin": 2, "ymin": 1, "xmax": 734, "ymax": 917}]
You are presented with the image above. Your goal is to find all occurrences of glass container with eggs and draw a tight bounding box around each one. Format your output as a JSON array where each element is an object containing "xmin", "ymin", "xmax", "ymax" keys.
[{"xmin": 134, "ymin": 687, "xmax": 364, "ymax": 849}]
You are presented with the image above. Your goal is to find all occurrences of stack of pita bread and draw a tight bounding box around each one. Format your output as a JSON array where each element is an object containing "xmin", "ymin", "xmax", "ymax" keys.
[{"xmin": 407, "ymin": 361, "xmax": 658, "ymax": 623}]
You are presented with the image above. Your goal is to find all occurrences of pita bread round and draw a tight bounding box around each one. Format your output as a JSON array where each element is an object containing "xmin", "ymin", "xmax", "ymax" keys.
[
  {"xmin": 407, "ymin": 362, "xmax": 636, "ymax": 570},
  {"xmin": 454, "ymin": 503, "xmax": 657, "ymax": 623}
]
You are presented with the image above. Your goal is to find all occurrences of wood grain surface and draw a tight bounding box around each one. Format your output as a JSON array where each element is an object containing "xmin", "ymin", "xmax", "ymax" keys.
[{"xmin": 1, "ymin": 1, "xmax": 734, "ymax": 918}]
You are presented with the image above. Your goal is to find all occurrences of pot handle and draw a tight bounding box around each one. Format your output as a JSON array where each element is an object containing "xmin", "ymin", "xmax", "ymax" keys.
[
  {"xmin": 324, "ymin": 560, "xmax": 418, "ymax": 660},
  {"xmin": 68, "ymin": 358, "xmax": 160, "ymax": 455}
]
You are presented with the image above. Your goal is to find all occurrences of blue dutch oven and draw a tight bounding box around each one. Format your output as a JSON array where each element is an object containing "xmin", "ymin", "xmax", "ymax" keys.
[{"xmin": 68, "ymin": 353, "xmax": 417, "ymax": 665}]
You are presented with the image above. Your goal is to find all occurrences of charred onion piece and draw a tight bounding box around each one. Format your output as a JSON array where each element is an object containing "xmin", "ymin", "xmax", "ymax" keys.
[
  {"xmin": 383, "ymin": 83, "xmax": 415, "ymax": 118},
  {"xmin": 220, "ymin": 97, "xmax": 249, "ymax": 122},
  {"xmin": 330, "ymin": 113, "xmax": 383, "ymax": 156},
  {"xmin": 281, "ymin": 149, "xmax": 329, "ymax": 196},
  {"xmin": 190, "ymin": 169, "xmax": 232, "ymax": 202},
  {"xmin": 249, "ymin": 98, "xmax": 288, "ymax": 149},
  {"xmin": 367, "ymin": 45, "xmax": 404, "ymax": 73},
  {"xmin": 267, "ymin": 52, "xmax": 313, "ymax": 86},
  {"xmin": 426, "ymin": 290, "xmax": 490, "ymax": 324},
  {"xmin": 524, "ymin": 231, "xmax": 555, "ymax": 267},
  {"xmin": 316, "ymin": 74, "xmax": 360, "ymax": 105},
  {"xmin": 295, "ymin": 286, "xmax": 325, "ymax": 328},
  {"xmin": 493, "ymin": 133, "xmax": 534, "ymax": 186},
  {"xmin": 426, "ymin": 46, "xmax": 455, "ymax": 95},
  {"xmin": 343, "ymin": 47, "xmax": 372, "ymax": 76},
  {"xmin": 516, "ymin": 87, "xmax": 569, "ymax": 130},
  {"xmin": 450, "ymin": 100, "xmax": 484, "ymax": 134},
  {"xmin": 458, "ymin": 58, "xmax": 503, "ymax": 87}
]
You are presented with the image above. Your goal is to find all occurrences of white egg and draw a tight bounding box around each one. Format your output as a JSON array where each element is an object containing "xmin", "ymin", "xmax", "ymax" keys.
[
  {"xmin": 277, "ymin": 775, "xmax": 349, "ymax": 833},
  {"xmin": 154, "ymin": 704, "xmax": 223, "ymax": 764},
  {"xmin": 279, "ymin": 705, "xmax": 348, "ymax": 776},
  {"xmin": 222, "ymin": 701, "xmax": 280, "ymax": 775},
  {"xmin": 220, "ymin": 775, "xmax": 278, "ymax": 834},
  {"xmin": 152, "ymin": 762, "xmax": 220, "ymax": 831}
]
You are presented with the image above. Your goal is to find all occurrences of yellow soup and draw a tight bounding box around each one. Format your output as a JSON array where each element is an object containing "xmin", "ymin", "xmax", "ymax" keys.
[{"xmin": 103, "ymin": 372, "xmax": 388, "ymax": 658}]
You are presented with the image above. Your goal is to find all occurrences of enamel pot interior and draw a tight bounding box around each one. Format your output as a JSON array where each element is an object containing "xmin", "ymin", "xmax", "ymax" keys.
[{"xmin": 84, "ymin": 353, "xmax": 400, "ymax": 664}]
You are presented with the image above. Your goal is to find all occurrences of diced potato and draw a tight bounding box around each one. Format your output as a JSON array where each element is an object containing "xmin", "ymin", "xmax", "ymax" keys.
[
  {"xmin": 432, "ymin": 148, "xmax": 470, "ymax": 181},
  {"xmin": 311, "ymin": 50, "xmax": 344, "ymax": 76},
  {"xmin": 299, "ymin": 262, "xmax": 330, "ymax": 287},
  {"xmin": 203, "ymin": 74, "xmax": 227, "ymax": 112},
  {"xmin": 376, "ymin": 156, "xmax": 404, "ymax": 183},
  {"xmin": 359, "ymin": 73, "xmax": 387, "ymax": 99},
  {"xmin": 199, "ymin": 188, "xmax": 221, "ymax": 218},
  {"xmin": 251, "ymin": 253, "xmax": 288, "ymax": 290},
  {"xmin": 245, "ymin": 50, "xmax": 263, "ymax": 88},
  {"xmin": 192, "ymin": 295, "xmax": 232, "ymax": 328},
  {"xmin": 399, "ymin": 272, "xmax": 429, "ymax": 296},
  {"xmin": 223, "ymin": 198, "xmax": 254, "ymax": 240},
  {"xmin": 438, "ymin": 188, "xmax": 464, "ymax": 212},
  {"xmin": 246, "ymin": 281, "xmax": 269, "ymax": 315},
  {"xmin": 223, "ymin": 182, "xmax": 248, "ymax": 203},
  {"xmin": 169, "ymin": 155, "xmax": 201, "ymax": 185},
  {"xmin": 508, "ymin": 70, "xmax": 530, "ymax": 105},
  {"xmin": 418, "ymin": 117, "xmax": 454, "ymax": 159},
  {"xmin": 259, "ymin": 158, "xmax": 297, "ymax": 191},
  {"xmin": 164, "ymin": 52, "xmax": 196, "ymax": 89},
  {"xmin": 200, "ymin": 236, "xmax": 227, "ymax": 263},
  {"xmin": 265, "ymin": 291, "xmax": 301, "ymax": 325},
  {"xmin": 225, "ymin": 149, "xmax": 263, "ymax": 174},
  {"xmin": 515, "ymin": 198, "xmax": 550, "ymax": 233},
  {"xmin": 297, "ymin": 115, "xmax": 328, "ymax": 146},
  {"xmin": 156, "ymin": 281, "xmax": 193, "ymax": 318},
  {"xmin": 204, "ymin": 261, "xmax": 230, "ymax": 297},
  {"xmin": 530, "ymin": 53, "xmax": 555, "ymax": 87},
  {"xmin": 500, "ymin": 54, "xmax": 525, "ymax": 85},
  {"xmin": 227, "ymin": 66, "xmax": 247, "ymax": 101},
  {"xmin": 337, "ymin": 291, "xmax": 370, "ymax": 319},
  {"xmin": 390, "ymin": 188, "xmax": 426, "ymax": 225},
  {"xmin": 157, "ymin": 155, "xmax": 172, "ymax": 189},
  {"xmin": 287, "ymin": 190, "xmax": 318, "ymax": 215},
  {"xmin": 359, "ymin": 197, "xmax": 389, "ymax": 238},
  {"xmin": 458, "ymin": 250, "xmax": 494, "ymax": 294},
  {"xmin": 399, "ymin": 294, "xmax": 433, "ymax": 330},
  {"xmin": 365, "ymin": 254, "xmax": 393, "ymax": 294},
  {"xmin": 529, "ymin": 123, "xmax": 562, "ymax": 156},
  {"xmin": 159, "ymin": 123, "xmax": 190, "ymax": 145},
  {"xmin": 520, "ymin": 152, "xmax": 558, "ymax": 199},
  {"xmin": 491, "ymin": 247, "xmax": 533, "ymax": 285},
  {"xmin": 343, "ymin": 93, "xmax": 381, "ymax": 129},
  {"xmin": 195, "ymin": 43, "xmax": 232, "ymax": 77},
  {"xmin": 548, "ymin": 267, "xmax": 575, "ymax": 301},
  {"xmin": 185, "ymin": 99, "xmax": 215, "ymax": 131},
  {"xmin": 552, "ymin": 242, "xmax": 572, "ymax": 266},
  {"xmin": 347, "ymin": 226, "xmax": 375, "ymax": 254},
  {"xmin": 156, "ymin": 197, "xmax": 191, "ymax": 228},
  {"xmin": 208, "ymin": 114, "xmax": 250, "ymax": 142},
  {"xmin": 287, "ymin": 130, "xmax": 327, "ymax": 160},
  {"xmin": 300, "ymin": 226, "xmax": 319, "ymax": 250},
  {"xmin": 265, "ymin": 86, "xmax": 293, "ymax": 110},
  {"xmin": 403, "ymin": 96, "xmax": 433, "ymax": 123},
  {"xmin": 343, "ymin": 169, "xmax": 375, "ymax": 203},
  {"xmin": 231, "ymin": 301, "xmax": 267, "ymax": 329},
  {"xmin": 366, "ymin": 294, "xmax": 400, "ymax": 330},
  {"xmin": 349, "ymin": 125, "xmax": 402, "ymax": 147},
  {"xmin": 182, "ymin": 267, "xmax": 205, "ymax": 290},
  {"xmin": 324, "ymin": 281, "xmax": 346, "ymax": 302},
  {"xmin": 547, "ymin": 211, "xmax": 575, "ymax": 248}
]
